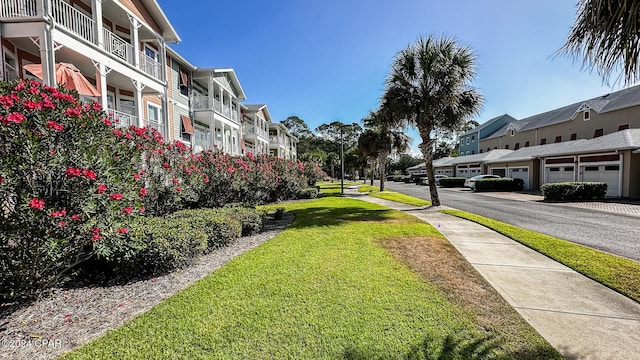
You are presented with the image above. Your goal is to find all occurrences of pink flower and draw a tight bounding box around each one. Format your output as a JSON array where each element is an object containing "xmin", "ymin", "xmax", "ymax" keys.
[
  {"xmin": 63, "ymin": 314, "xmax": 71, "ymax": 319},
  {"xmin": 46, "ymin": 120, "xmax": 64, "ymax": 131},
  {"xmin": 58, "ymin": 221, "xmax": 67, "ymax": 228},
  {"xmin": 176, "ymin": 186, "xmax": 181, "ymax": 192},
  {"xmin": 162, "ymin": 162, "xmax": 170, "ymax": 169},
  {"xmin": 6, "ymin": 112, "xmax": 25, "ymax": 124},
  {"xmin": 29, "ymin": 198, "xmax": 45, "ymax": 210},
  {"xmin": 91, "ymin": 228, "xmax": 102, "ymax": 241},
  {"xmin": 109, "ymin": 193, "xmax": 123, "ymax": 200},
  {"xmin": 49, "ymin": 149, "xmax": 56, "ymax": 155},
  {"xmin": 96, "ymin": 183, "xmax": 107, "ymax": 194},
  {"xmin": 102, "ymin": 118, "xmax": 112, "ymax": 126},
  {"xmin": 139, "ymin": 207, "xmax": 145, "ymax": 213},
  {"xmin": 71, "ymin": 214, "xmax": 82, "ymax": 221},
  {"xmin": 81, "ymin": 169, "xmax": 97, "ymax": 180},
  {"xmin": 66, "ymin": 167, "xmax": 81, "ymax": 177},
  {"xmin": 116, "ymin": 227, "xmax": 129, "ymax": 234},
  {"xmin": 112, "ymin": 129, "xmax": 123, "ymax": 137},
  {"xmin": 91, "ymin": 102, "xmax": 101, "ymax": 111},
  {"xmin": 133, "ymin": 173, "xmax": 140, "ymax": 181},
  {"xmin": 64, "ymin": 107, "xmax": 81, "ymax": 117},
  {"xmin": 50, "ymin": 209, "xmax": 67, "ymax": 218},
  {"xmin": 172, "ymin": 178, "xmax": 179, "ymax": 184},
  {"xmin": 0, "ymin": 176, "xmax": 4, "ymax": 184},
  {"xmin": 0, "ymin": 95, "xmax": 14, "ymax": 108},
  {"xmin": 139, "ymin": 188, "xmax": 147, "ymax": 197},
  {"xmin": 122, "ymin": 206, "xmax": 133, "ymax": 214}
]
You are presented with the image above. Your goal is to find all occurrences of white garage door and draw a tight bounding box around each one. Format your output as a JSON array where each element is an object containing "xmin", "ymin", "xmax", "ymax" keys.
[
  {"xmin": 469, "ymin": 168, "xmax": 481, "ymax": 176},
  {"xmin": 457, "ymin": 168, "xmax": 468, "ymax": 177},
  {"xmin": 546, "ymin": 166, "xmax": 574, "ymax": 183},
  {"xmin": 581, "ymin": 165, "xmax": 620, "ymax": 197},
  {"xmin": 509, "ymin": 167, "xmax": 529, "ymax": 190}
]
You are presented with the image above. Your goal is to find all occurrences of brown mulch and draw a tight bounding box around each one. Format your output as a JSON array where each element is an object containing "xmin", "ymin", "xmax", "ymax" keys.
[{"xmin": 0, "ymin": 213, "xmax": 295, "ymax": 360}]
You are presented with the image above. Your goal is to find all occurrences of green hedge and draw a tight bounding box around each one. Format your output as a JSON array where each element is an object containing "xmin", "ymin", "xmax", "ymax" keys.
[
  {"xmin": 540, "ymin": 182, "xmax": 607, "ymax": 201},
  {"xmin": 439, "ymin": 177, "xmax": 466, "ymax": 187},
  {"xmin": 218, "ymin": 206, "xmax": 266, "ymax": 236},
  {"xmin": 167, "ymin": 209, "xmax": 243, "ymax": 248},
  {"xmin": 475, "ymin": 178, "xmax": 524, "ymax": 192},
  {"xmin": 297, "ymin": 187, "xmax": 320, "ymax": 199},
  {"xmin": 104, "ymin": 217, "xmax": 209, "ymax": 277}
]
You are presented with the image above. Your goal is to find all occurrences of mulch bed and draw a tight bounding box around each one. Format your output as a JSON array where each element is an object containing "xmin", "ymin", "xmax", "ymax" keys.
[{"xmin": 0, "ymin": 213, "xmax": 295, "ymax": 360}]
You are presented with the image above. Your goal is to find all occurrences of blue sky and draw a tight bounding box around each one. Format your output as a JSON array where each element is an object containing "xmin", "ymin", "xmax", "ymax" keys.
[{"xmin": 158, "ymin": 0, "xmax": 623, "ymax": 154}]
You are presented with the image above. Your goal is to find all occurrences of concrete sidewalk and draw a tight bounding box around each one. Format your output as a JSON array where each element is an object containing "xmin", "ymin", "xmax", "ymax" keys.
[{"xmin": 347, "ymin": 189, "xmax": 640, "ymax": 360}]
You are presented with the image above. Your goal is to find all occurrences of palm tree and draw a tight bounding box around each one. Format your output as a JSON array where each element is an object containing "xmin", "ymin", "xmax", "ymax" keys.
[
  {"xmin": 359, "ymin": 109, "xmax": 410, "ymax": 192},
  {"xmin": 560, "ymin": 0, "xmax": 640, "ymax": 84},
  {"xmin": 357, "ymin": 129, "xmax": 379, "ymax": 186},
  {"xmin": 384, "ymin": 35, "xmax": 483, "ymax": 206}
]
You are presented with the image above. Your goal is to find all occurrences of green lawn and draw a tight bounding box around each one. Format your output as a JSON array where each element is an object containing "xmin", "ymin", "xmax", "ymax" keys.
[
  {"xmin": 316, "ymin": 181, "xmax": 361, "ymax": 195},
  {"xmin": 63, "ymin": 197, "xmax": 558, "ymax": 359},
  {"xmin": 357, "ymin": 184, "xmax": 380, "ymax": 192},
  {"xmin": 442, "ymin": 209, "xmax": 640, "ymax": 303},
  {"xmin": 369, "ymin": 191, "xmax": 431, "ymax": 207}
]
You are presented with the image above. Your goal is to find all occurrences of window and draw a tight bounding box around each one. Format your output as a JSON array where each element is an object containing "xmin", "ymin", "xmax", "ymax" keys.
[
  {"xmin": 510, "ymin": 129, "xmax": 515, "ymax": 136},
  {"xmin": 479, "ymin": 149, "xmax": 483, "ymax": 153},
  {"xmin": 144, "ymin": 45, "xmax": 159, "ymax": 61},
  {"xmin": 514, "ymin": 143, "xmax": 520, "ymax": 150},
  {"xmin": 618, "ymin": 124, "xmax": 630, "ymax": 131},
  {"xmin": 564, "ymin": 166, "xmax": 574, "ymax": 171},
  {"xmin": 466, "ymin": 151, "xmax": 470, "ymax": 155},
  {"xmin": 118, "ymin": 98, "xmax": 135, "ymax": 127},
  {"xmin": 471, "ymin": 150, "xmax": 475, "ymax": 154},
  {"xmin": 466, "ymin": 137, "xmax": 470, "ymax": 145},
  {"xmin": 540, "ymin": 138, "xmax": 547, "ymax": 145},
  {"xmin": 147, "ymin": 103, "xmax": 162, "ymax": 134},
  {"xmin": 583, "ymin": 110, "xmax": 590, "ymax": 121},
  {"xmin": 605, "ymin": 165, "xmax": 620, "ymax": 171},
  {"xmin": 585, "ymin": 166, "xmax": 599, "ymax": 171},
  {"xmin": 524, "ymin": 141, "xmax": 530, "ymax": 147},
  {"xmin": 570, "ymin": 133, "xmax": 577, "ymax": 140},
  {"xmin": 4, "ymin": 51, "xmax": 18, "ymax": 81},
  {"xmin": 555, "ymin": 136, "xmax": 562, "ymax": 143},
  {"xmin": 594, "ymin": 128, "xmax": 604, "ymax": 138},
  {"xmin": 549, "ymin": 167, "xmax": 560, "ymax": 172},
  {"xmin": 471, "ymin": 135, "xmax": 475, "ymax": 142},
  {"xmin": 179, "ymin": 70, "xmax": 189, "ymax": 96},
  {"xmin": 487, "ymin": 148, "xmax": 491, "ymax": 152},
  {"xmin": 504, "ymin": 144, "xmax": 509, "ymax": 149}
]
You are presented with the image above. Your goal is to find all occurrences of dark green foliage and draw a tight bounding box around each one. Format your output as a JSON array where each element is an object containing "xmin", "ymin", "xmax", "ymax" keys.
[
  {"xmin": 474, "ymin": 178, "xmax": 524, "ymax": 192},
  {"xmin": 541, "ymin": 182, "xmax": 607, "ymax": 201},
  {"xmin": 104, "ymin": 217, "xmax": 208, "ymax": 277},
  {"xmin": 167, "ymin": 209, "xmax": 242, "ymax": 248},
  {"xmin": 219, "ymin": 205, "xmax": 266, "ymax": 236},
  {"xmin": 297, "ymin": 187, "xmax": 320, "ymax": 199},
  {"xmin": 439, "ymin": 177, "xmax": 466, "ymax": 187}
]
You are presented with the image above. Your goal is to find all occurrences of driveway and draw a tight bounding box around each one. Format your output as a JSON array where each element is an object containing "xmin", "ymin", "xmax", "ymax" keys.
[{"xmin": 383, "ymin": 182, "xmax": 640, "ymax": 262}]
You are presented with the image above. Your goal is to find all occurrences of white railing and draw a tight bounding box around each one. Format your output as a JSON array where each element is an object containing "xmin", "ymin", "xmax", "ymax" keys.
[
  {"xmin": 145, "ymin": 119, "xmax": 165, "ymax": 138},
  {"xmin": 231, "ymin": 111, "xmax": 238, "ymax": 122},
  {"xmin": 245, "ymin": 125, "xmax": 255, "ymax": 134},
  {"xmin": 52, "ymin": 0, "xmax": 96, "ymax": 44},
  {"xmin": 107, "ymin": 108, "xmax": 136, "ymax": 128},
  {"xmin": 213, "ymin": 98, "xmax": 222, "ymax": 112},
  {"xmin": 192, "ymin": 95, "xmax": 209, "ymax": 110},
  {"xmin": 0, "ymin": 0, "xmax": 37, "ymax": 18},
  {"xmin": 140, "ymin": 52, "xmax": 161, "ymax": 80},
  {"xmin": 103, "ymin": 29, "xmax": 134, "ymax": 65}
]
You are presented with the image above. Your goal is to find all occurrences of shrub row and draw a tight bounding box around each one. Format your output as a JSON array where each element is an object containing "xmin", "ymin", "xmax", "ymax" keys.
[
  {"xmin": 0, "ymin": 79, "xmax": 313, "ymax": 300},
  {"xmin": 96, "ymin": 207, "xmax": 265, "ymax": 278},
  {"xmin": 541, "ymin": 182, "xmax": 607, "ymax": 201},
  {"xmin": 474, "ymin": 178, "xmax": 524, "ymax": 192},
  {"xmin": 439, "ymin": 177, "xmax": 466, "ymax": 187}
]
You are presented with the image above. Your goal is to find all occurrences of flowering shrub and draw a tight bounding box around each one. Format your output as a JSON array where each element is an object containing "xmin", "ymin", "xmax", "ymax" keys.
[{"xmin": 0, "ymin": 79, "xmax": 321, "ymax": 300}]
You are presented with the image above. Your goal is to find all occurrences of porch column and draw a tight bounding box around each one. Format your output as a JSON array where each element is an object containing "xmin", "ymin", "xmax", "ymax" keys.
[
  {"xmin": 132, "ymin": 80, "xmax": 144, "ymax": 127},
  {"xmin": 157, "ymin": 38, "xmax": 166, "ymax": 82},
  {"xmin": 210, "ymin": 114, "xmax": 215, "ymax": 150},
  {"xmin": 95, "ymin": 63, "xmax": 109, "ymax": 109},
  {"xmin": 128, "ymin": 16, "xmax": 141, "ymax": 67},
  {"xmin": 92, "ymin": 0, "xmax": 104, "ymax": 48},
  {"xmin": 39, "ymin": 25, "xmax": 56, "ymax": 86}
]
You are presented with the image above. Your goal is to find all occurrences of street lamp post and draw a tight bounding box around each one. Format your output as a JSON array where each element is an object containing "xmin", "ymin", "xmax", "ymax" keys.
[{"xmin": 340, "ymin": 123, "xmax": 344, "ymax": 195}]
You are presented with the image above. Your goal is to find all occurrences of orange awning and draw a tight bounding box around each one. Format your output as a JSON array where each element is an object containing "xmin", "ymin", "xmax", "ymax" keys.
[
  {"xmin": 181, "ymin": 115, "xmax": 194, "ymax": 135},
  {"xmin": 23, "ymin": 63, "xmax": 101, "ymax": 97},
  {"xmin": 179, "ymin": 70, "xmax": 189, "ymax": 88}
]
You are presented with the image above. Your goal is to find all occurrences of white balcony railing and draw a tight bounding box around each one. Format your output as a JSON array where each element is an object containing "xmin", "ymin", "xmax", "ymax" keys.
[
  {"xmin": 192, "ymin": 95, "xmax": 209, "ymax": 111},
  {"xmin": 103, "ymin": 28, "xmax": 134, "ymax": 65},
  {"xmin": 140, "ymin": 52, "xmax": 161, "ymax": 80},
  {"xmin": 107, "ymin": 108, "xmax": 136, "ymax": 128},
  {"xmin": 0, "ymin": 0, "xmax": 37, "ymax": 18},
  {"xmin": 52, "ymin": 0, "xmax": 96, "ymax": 44},
  {"xmin": 145, "ymin": 119, "xmax": 165, "ymax": 138},
  {"xmin": 213, "ymin": 98, "xmax": 222, "ymax": 112}
]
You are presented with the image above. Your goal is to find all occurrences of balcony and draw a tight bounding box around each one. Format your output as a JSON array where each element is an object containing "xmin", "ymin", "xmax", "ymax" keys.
[
  {"xmin": 192, "ymin": 95, "xmax": 239, "ymax": 123},
  {"xmin": 107, "ymin": 108, "xmax": 136, "ymax": 128},
  {"xmin": 144, "ymin": 118, "xmax": 165, "ymax": 138},
  {"xmin": 1, "ymin": 0, "xmax": 163, "ymax": 81}
]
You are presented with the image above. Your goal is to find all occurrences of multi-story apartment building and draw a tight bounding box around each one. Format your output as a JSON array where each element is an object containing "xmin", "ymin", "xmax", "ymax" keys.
[
  {"xmin": 241, "ymin": 104, "xmax": 271, "ymax": 156},
  {"xmin": 1, "ymin": 0, "xmax": 179, "ymax": 137},
  {"xmin": 458, "ymin": 114, "xmax": 515, "ymax": 155},
  {"xmin": 269, "ymin": 122, "xmax": 297, "ymax": 160},
  {"xmin": 1, "ymin": 0, "xmax": 297, "ymax": 160}
]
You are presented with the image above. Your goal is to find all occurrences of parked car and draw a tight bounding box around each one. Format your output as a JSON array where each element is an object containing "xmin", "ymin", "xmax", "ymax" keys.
[
  {"xmin": 419, "ymin": 174, "xmax": 449, "ymax": 186},
  {"xmin": 464, "ymin": 174, "xmax": 500, "ymax": 189}
]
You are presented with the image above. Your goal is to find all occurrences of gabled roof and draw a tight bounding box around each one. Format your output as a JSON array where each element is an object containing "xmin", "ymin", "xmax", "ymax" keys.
[
  {"xmin": 192, "ymin": 68, "xmax": 247, "ymax": 101},
  {"xmin": 166, "ymin": 47, "xmax": 196, "ymax": 71},
  {"xmin": 541, "ymin": 129, "xmax": 640, "ymax": 157},
  {"xmin": 460, "ymin": 114, "xmax": 517, "ymax": 137},
  {"xmin": 514, "ymin": 85, "xmax": 640, "ymax": 132},
  {"xmin": 141, "ymin": 0, "xmax": 181, "ymax": 42},
  {"xmin": 484, "ymin": 140, "xmax": 587, "ymax": 163},
  {"xmin": 243, "ymin": 104, "xmax": 272, "ymax": 123},
  {"xmin": 433, "ymin": 156, "xmax": 456, "ymax": 167},
  {"xmin": 450, "ymin": 149, "xmax": 514, "ymax": 165},
  {"xmin": 484, "ymin": 120, "xmax": 529, "ymax": 140}
]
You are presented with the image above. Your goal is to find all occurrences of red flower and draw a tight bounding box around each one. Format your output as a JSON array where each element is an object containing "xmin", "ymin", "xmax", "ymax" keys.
[
  {"xmin": 24, "ymin": 100, "xmax": 41, "ymax": 110},
  {"xmin": 6, "ymin": 112, "xmax": 25, "ymax": 124},
  {"xmin": 71, "ymin": 214, "xmax": 82, "ymax": 221},
  {"xmin": 0, "ymin": 95, "xmax": 14, "ymax": 108},
  {"xmin": 162, "ymin": 162, "xmax": 170, "ymax": 169},
  {"xmin": 64, "ymin": 107, "xmax": 81, "ymax": 117},
  {"xmin": 46, "ymin": 120, "xmax": 64, "ymax": 131},
  {"xmin": 204, "ymin": 176, "xmax": 209, "ymax": 183},
  {"xmin": 133, "ymin": 173, "xmax": 140, "ymax": 181},
  {"xmin": 91, "ymin": 102, "xmax": 102, "ymax": 111},
  {"xmin": 102, "ymin": 118, "xmax": 112, "ymax": 126},
  {"xmin": 50, "ymin": 209, "xmax": 67, "ymax": 218},
  {"xmin": 49, "ymin": 149, "xmax": 56, "ymax": 155},
  {"xmin": 0, "ymin": 176, "xmax": 4, "ymax": 184},
  {"xmin": 81, "ymin": 169, "xmax": 97, "ymax": 180},
  {"xmin": 63, "ymin": 314, "xmax": 71, "ymax": 319},
  {"xmin": 96, "ymin": 183, "xmax": 107, "ymax": 194},
  {"xmin": 58, "ymin": 221, "xmax": 67, "ymax": 228},
  {"xmin": 112, "ymin": 129, "xmax": 123, "ymax": 137},
  {"xmin": 172, "ymin": 178, "xmax": 179, "ymax": 184},
  {"xmin": 122, "ymin": 206, "xmax": 134, "ymax": 214},
  {"xmin": 116, "ymin": 227, "xmax": 129, "ymax": 234},
  {"xmin": 29, "ymin": 198, "xmax": 45, "ymax": 210},
  {"xmin": 139, "ymin": 188, "xmax": 147, "ymax": 197},
  {"xmin": 66, "ymin": 167, "xmax": 81, "ymax": 177},
  {"xmin": 109, "ymin": 193, "xmax": 123, "ymax": 200},
  {"xmin": 176, "ymin": 186, "xmax": 181, "ymax": 192},
  {"xmin": 139, "ymin": 206, "xmax": 145, "ymax": 213},
  {"xmin": 91, "ymin": 228, "xmax": 102, "ymax": 241}
]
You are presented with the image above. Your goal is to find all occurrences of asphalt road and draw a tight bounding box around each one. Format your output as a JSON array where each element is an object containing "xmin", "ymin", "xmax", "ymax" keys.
[{"xmin": 383, "ymin": 181, "xmax": 640, "ymax": 262}]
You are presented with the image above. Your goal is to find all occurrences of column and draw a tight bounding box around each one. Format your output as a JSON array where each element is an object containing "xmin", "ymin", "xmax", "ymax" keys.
[
  {"xmin": 129, "ymin": 16, "xmax": 140, "ymax": 67},
  {"xmin": 95, "ymin": 63, "xmax": 108, "ymax": 109},
  {"xmin": 157, "ymin": 38, "xmax": 166, "ymax": 82},
  {"xmin": 133, "ymin": 80, "xmax": 144, "ymax": 127},
  {"xmin": 91, "ymin": 0, "xmax": 104, "ymax": 48},
  {"xmin": 39, "ymin": 26, "xmax": 56, "ymax": 86}
]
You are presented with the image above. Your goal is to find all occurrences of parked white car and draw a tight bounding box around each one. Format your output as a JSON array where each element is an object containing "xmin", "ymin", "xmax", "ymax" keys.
[
  {"xmin": 464, "ymin": 174, "xmax": 500, "ymax": 189},
  {"xmin": 419, "ymin": 174, "xmax": 449, "ymax": 186}
]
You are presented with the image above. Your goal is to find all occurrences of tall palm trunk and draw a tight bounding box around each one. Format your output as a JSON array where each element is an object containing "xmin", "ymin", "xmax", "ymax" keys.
[
  {"xmin": 418, "ymin": 130, "xmax": 440, "ymax": 206},
  {"xmin": 370, "ymin": 159, "xmax": 374, "ymax": 186},
  {"xmin": 378, "ymin": 151, "xmax": 388, "ymax": 192}
]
